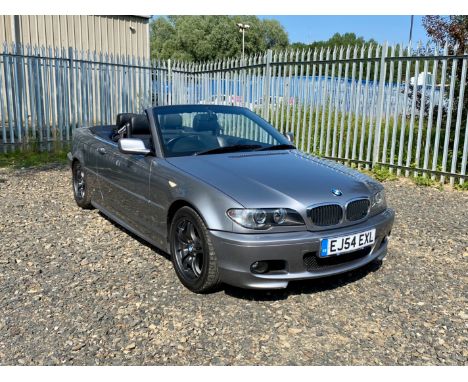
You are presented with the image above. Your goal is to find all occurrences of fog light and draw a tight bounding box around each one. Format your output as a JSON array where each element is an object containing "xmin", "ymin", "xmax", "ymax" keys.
[{"xmin": 251, "ymin": 261, "xmax": 269, "ymax": 274}]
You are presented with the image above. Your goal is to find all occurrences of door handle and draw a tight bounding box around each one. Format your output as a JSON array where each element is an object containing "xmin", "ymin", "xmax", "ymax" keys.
[{"xmin": 98, "ymin": 147, "xmax": 106, "ymax": 155}]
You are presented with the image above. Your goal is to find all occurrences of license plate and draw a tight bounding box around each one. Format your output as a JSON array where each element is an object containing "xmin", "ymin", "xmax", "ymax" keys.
[{"xmin": 320, "ymin": 229, "xmax": 376, "ymax": 257}]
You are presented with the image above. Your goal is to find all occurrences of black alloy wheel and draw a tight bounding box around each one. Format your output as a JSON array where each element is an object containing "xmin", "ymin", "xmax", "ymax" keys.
[
  {"xmin": 72, "ymin": 161, "xmax": 93, "ymax": 209},
  {"xmin": 170, "ymin": 206, "xmax": 220, "ymax": 293}
]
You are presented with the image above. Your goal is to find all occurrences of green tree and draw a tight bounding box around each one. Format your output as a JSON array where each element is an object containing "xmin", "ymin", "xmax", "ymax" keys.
[
  {"xmin": 423, "ymin": 16, "xmax": 468, "ymax": 52},
  {"xmin": 288, "ymin": 33, "xmax": 381, "ymax": 84},
  {"xmin": 290, "ymin": 33, "xmax": 378, "ymax": 52},
  {"xmin": 150, "ymin": 16, "xmax": 289, "ymax": 61}
]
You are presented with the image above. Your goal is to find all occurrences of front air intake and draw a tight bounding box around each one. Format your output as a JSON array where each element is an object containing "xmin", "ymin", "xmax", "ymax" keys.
[
  {"xmin": 346, "ymin": 199, "xmax": 370, "ymax": 221},
  {"xmin": 308, "ymin": 204, "xmax": 343, "ymax": 226}
]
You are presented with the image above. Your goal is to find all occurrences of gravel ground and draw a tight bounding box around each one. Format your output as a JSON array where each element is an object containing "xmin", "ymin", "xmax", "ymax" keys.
[{"xmin": 0, "ymin": 164, "xmax": 467, "ymax": 365}]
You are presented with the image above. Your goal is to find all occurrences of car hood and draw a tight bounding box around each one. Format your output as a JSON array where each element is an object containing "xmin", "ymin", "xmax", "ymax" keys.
[{"xmin": 166, "ymin": 150, "xmax": 378, "ymax": 208}]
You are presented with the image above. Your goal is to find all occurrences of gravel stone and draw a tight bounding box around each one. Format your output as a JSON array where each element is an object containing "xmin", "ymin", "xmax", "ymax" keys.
[{"xmin": 0, "ymin": 164, "xmax": 467, "ymax": 365}]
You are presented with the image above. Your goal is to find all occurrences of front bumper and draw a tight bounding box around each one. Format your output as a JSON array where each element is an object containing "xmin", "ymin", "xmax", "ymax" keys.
[{"xmin": 209, "ymin": 208, "xmax": 395, "ymax": 289}]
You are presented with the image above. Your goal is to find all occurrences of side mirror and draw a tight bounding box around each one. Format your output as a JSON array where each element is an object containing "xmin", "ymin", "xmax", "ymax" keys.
[
  {"xmin": 284, "ymin": 132, "xmax": 294, "ymax": 143},
  {"xmin": 118, "ymin": 138, "xmax": 151, "ymax": 155}
]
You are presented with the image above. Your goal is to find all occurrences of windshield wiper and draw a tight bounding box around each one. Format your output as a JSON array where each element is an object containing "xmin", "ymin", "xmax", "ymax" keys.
[
  {"xmin": 195, "ymin": 144, "xmax": 262, "ymax": 156},
  {"xmin": 255, "ymin": 144, "xmax": 296, "ymax": 151}
]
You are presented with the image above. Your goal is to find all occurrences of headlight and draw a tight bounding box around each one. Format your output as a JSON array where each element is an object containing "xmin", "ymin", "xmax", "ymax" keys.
[
  {"xmin": 227, "ymin": 208, "xmax": 305, "ymax": 229},
  {"xmin": 370, "ymin": 190, "xmax": 387, "ymax": 216}
]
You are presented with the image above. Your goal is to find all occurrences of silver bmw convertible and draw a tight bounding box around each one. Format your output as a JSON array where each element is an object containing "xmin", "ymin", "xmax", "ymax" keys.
[{"xmin": 68, "ymin": 105, "xmax": 394, "ymax": 293}]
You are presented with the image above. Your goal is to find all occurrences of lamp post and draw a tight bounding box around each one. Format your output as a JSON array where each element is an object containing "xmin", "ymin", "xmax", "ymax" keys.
[
  {"xmin": 409, "ymin": 15, "xmax": 414, "ymax": 45},
  {"xmin": 237, "ymin": 22, "xmax": 250, "ymax": 60}
]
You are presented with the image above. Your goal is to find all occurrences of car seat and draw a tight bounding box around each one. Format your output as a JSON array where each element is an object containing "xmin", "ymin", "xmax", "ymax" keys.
[
  {"xmin": 193, "ymin": 113, "xmax": 227, "ymax": 147},
  {"xmin": 129, "ymin": 115, "xmax": 153, "ymax": 150},
  {"xmin": 160, "ymin": 114, "xmax": 183, "ymax": 130},
  {"xmin": 113, "ymin": 113, "xmax": 139, "ymax": 142}
]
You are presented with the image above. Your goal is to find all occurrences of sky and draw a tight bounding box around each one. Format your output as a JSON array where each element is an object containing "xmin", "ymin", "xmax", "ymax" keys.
[{"xmin": 259, "ymin": 16, "xmax": 429, "ymax": 45}]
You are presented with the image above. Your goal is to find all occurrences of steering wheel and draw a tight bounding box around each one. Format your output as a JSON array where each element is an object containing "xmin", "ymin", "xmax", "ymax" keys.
[
  {"xmin": 167, "ymin": 134, "xmax": 198, "ymax": 148},
  {"xmin": 166, "ymin": 134, "xmax": 206, "ymax": 152},
  {"xmin": 235, "ymin": 138, "xmax": 251, "ymax": 145}
]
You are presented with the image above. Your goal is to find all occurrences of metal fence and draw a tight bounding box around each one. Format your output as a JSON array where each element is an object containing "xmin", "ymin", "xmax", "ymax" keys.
[
  {"xmin": 1, "ymin": 42, "xmax": 467, "ymax": 185},
  {"xmin": 0, "ymin": 43, "xmax": 152, "ymax": 144}
]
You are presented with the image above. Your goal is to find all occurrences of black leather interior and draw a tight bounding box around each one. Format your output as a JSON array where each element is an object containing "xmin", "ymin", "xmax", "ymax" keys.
[
  {"xmin": 125, "ymin": 115, "xmax": 152, "ymax": 150},
  {"xmin": 130, "ymin": 115, "xmax": 151, "ymax": 136},
  {"xmin": 160, "ymin": 114, "xmax": 183, "ymax": 130},
  {"xmin": 116, "ymin": 113, "xmax": 138, "ymax": 128},
  {"xmin": 193, "ymin": 113, "xmax": 220, "ymax": 134}
]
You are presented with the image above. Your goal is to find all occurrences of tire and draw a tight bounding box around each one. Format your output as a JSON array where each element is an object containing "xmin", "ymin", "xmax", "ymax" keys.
[
  {"xmin": 72, "ymin": 160, "xmax": 93, "ymax": 209},
  {"xmin": 169, "ymin": 206, "xmax": 220, "ymax": 293}
]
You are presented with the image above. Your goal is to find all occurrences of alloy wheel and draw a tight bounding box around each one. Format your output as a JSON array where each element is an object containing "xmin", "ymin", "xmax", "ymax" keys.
[
  {"xmin": 73, "ymin": 164, "xmax": 86, "ymax": 200},
  {"xmin": 173, "ymin": 219, "xmax": 205, "ymax": 280}
]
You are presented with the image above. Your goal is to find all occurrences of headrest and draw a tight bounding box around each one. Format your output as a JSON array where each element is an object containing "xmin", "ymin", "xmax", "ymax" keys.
[
  {"xmin": 193, "ymin": 113, "xmax": 220, "ymax": 133},
  {"xmin": 116, "ymin": 113, "xmax": 138, "ymax": 128},
  {"xmin": 130, "ymin": 115, "xmax": 151, "ymax": 136},
  {"xmin": 160, "ymin": 114, "xmax": 182, "ymax": 130}
]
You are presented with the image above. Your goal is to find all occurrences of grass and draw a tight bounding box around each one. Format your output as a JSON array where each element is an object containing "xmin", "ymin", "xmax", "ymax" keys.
[
  {"xmin": 367, "ymin": 166, "xmax": 398, "ymax": 182},
  {"xmin": 358, "ymin": 166, "xmax": 398, "ymax": 183},
  {"xmin": 454, "ymin": 181, "xmax": 468, "ymax": 192},
  {"xmin": 412, "ymin": 175, "xmax": 436, "ymax": 187},
  {"xmin": 0, "ymin": 144, "xmax": 70, "ymax": 169}
]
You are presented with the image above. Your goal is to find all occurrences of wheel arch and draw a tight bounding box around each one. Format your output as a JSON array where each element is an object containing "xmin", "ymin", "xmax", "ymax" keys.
[
  {"xmin": 166, "ymin": 199, "xmax": 208, "ymax": 238},
  {"xmin": 71, "ymin": 157, "xmax": 80, "ymax": 168}
]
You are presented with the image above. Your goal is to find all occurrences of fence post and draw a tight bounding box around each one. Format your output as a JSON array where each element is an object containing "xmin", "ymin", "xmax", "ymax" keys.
[
  {"xmin": 262, "ymin": 49, "xmax": 272, "ymax": 119},
  {"xmin": 16, "ymin": 43, "xmax": 25, "ymax": 142},
  {"xmin": 167, "ymin": 58, "xmax": 172, "ymax": 105},
  {"xmin": 372, "ymin": 41, "xmax": 388, "ymax": 167},
  {"xmin": 68, "ymin": 47, "xmax": 76, "ymax": 130},
  {"xmin": 450, "ymin": 50, "xmax": 467, "ymax": 185}
]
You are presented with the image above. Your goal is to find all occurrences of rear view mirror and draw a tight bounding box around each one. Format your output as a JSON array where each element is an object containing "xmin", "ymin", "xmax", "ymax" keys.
[
  {"xmin": 284, "ymin": 132, "xmax": 294, "ymax": 143},
  {"xmin": 118, "ymin": 138, "xmax": 151, "ymax": 155}
]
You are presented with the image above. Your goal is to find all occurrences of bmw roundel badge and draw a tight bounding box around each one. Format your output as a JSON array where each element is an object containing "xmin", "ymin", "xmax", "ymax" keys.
[{"xmin": 331, "ymin": 188, "xmax": 342, "ymax": 196}]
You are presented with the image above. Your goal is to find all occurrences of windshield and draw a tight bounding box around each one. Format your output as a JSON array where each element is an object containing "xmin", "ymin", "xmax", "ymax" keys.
[{"xmin": 151, "ymin": 105, "xmax": 291, "ymax": 157}]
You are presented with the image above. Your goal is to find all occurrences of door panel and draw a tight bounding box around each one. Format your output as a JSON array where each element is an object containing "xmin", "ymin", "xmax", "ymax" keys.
[
  {"xmin": 97, "ymin": 142, "xmax": 153, "ymax": 238},
  {"xmin": 82, "ymin": 141, "xmax": 102, "ymax": 203},
  {"xmin": 148, "ymin": 159, "xmax": 172, "ymax": 249},
  {"xmin": 95, "ymin": 141, "xmax": 121, "ymax": 213},
  {"xmin": 113, "ymin": 153, "xmax": 153, "ymax": 237}
]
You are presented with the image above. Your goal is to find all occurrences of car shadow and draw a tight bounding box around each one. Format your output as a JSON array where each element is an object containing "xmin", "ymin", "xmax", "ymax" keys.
[
  {"xmin": 98, "ymin": 210, "xmax": 384, "ymax": 301},
  {"xmin": 222, "ymin": 259, "xmax": 383, "ymax": 301},
  {"xmin": 98, "ymin": 211, "xmax": 172, "ymax": 261}
]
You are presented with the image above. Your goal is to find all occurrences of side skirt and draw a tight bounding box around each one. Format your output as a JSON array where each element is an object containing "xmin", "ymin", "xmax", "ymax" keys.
[{"xmin": 91, "ymin": 200, "xmax": 169, "ymax": 256}]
